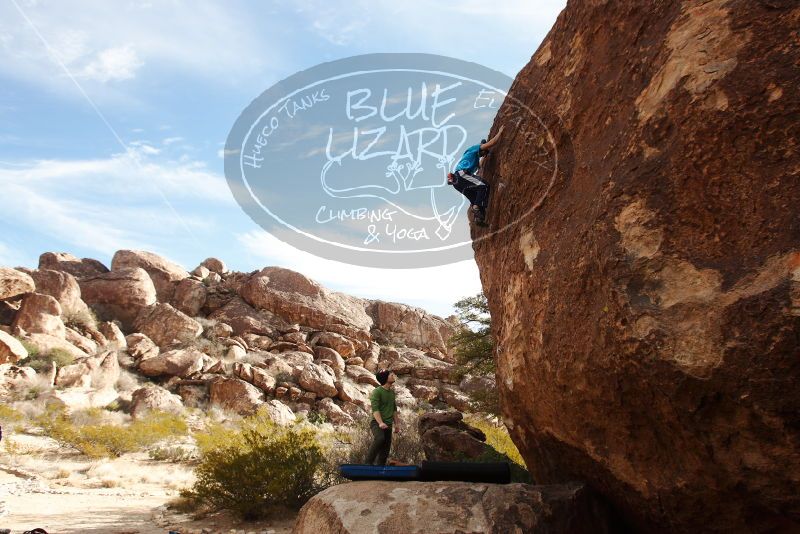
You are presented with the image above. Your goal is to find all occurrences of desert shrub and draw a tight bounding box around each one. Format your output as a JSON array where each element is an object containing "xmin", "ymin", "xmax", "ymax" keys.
[
  {"xmin": 167, "ymin": 494, "xmax": 199, "ymax": 514},
  {"xmin": 20, "ymin": 348, "xmax": 74, "ymax": 373},
  {"xmin": 274, "ymin": 371, "xmax": 294, "ymax": 384},
  {"xmin": 0, "ymin": 404, "xmax": 24, "ymax": 423},
  {"xmin": 36, "ymin": 406, "xmax": 187, "ymax": 458},
  {"xmin": 149, "ymin": 444, "xmax": 196, "ymax": 462},
  {"xmin": 63, "ymin": 307, "xmax": 98, "ymax": 330},
  {"xmin": 19, "ymin": 339, "xmax": 39, "ymax": 358},
  {"xmin": 307, "ymin": 411, "xmax": 327, "ymax": 426},
  {"xmin": 2, "ymin": 437, "xmax": 29, "ymax": 455},
  {"xmin": 195, "ymin": 317, "xmax": 217, "ymax": 329},
  {"xmin": 187, "ymin": 336, "xmax": 227, "ymax": 359},
  {"xmin": 184, "ymin": 411, "xmax": 330, "ymax": 519}
]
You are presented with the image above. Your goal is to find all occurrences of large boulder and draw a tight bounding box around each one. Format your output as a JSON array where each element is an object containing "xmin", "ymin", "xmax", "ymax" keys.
[
  {"xmin": 209, "ymin": 377, "xmax": 264, "ymax": 415},
  {"xmin": 263, "ymin": 399, "xmax": 295, "ymax": 426},
  {"xmin": 380, "ymin": 347, "xmax": 453, "ymax": 381},
  {"xmin": 126, "ymin": 333, "xmax": 159, "ymax": 361},
  {"xmin": 55, "ymin": 351, "xmax": 119, "ymax": 389},
  {"xmin": 208, "ymin": 297, "xmax": 280, "ymax": 337},
  {"xmin": 38, "ymin": 252, "xmax": 108, "ymax": 279},
  {"xmin": 272, "ymin": 351, "xmax": 314, "ymax": 379},
  {"xmin": 133, "ymin": 303, "xmax": 202, "ymax": 348},
  {"xmin": 293, "ymin": 481, "xmax": 615, "ymax": 534},
  {"xmin": 65, "ymin": 327, "xmax": 98, "ymax": 354},
  {"xmin": 458, "ymin": 375, "xmax": 495, "ymax": 397},
  {"xmin": 334, "ymin": 379, "xmax": 367, "ymax": 407},
  {"xmin": 366, "ymin": 301, "xmax": 454, "ymax": 360},
  {"xmin": 200, "ymin": 257, "xmax": 227, "ymax": 274},
  {"xmin": 315, "ymin": 397, "xmax": 354, "ymax": 426},
  {"xmin": 313, "ymin": 345, "xmax": 345, "ymax": 373},
  {"xmin": 312, "ymin": 331, "xmax": 356, "ymax": 358},
  {"xmin": 98, "ymin": 322, "xmax": 126, "ymax": 348},
  {"xmin": 29, "ymin": 269, "xmax": 88, "ymax": 317},
  {"xmin": 345, "ymin": 365, "xmax": 379, "ymax": 387},
  {"xmin": 12, "ymin": 293, "xmax": 65, "ymax": 338},
  {"xmin": 0, "ymin": 267, "xmax": 35, "ymax": 300},
  {"xmin": 130, "ymin": 385, "xmax": 184, "ymax": 418},
  {"xmin": 0, "ymin": 330, "xmax": 27, "ymax": 364},
  {"xmin": 79, "ymin": 267, "xmax": 157, "ymax": 330},
  {"xmin": 137, "ymin": 347, "xmax": 205, "ymax": 378},
  {"xmin": 298, "ymin": 362, "xmax": 338, "ymax": 398},
  {"xmin": 171, "ymin": 278, "xmax": 207, "ymax": 317},
  {"xmin": 418, "ymin": 411, "xmax": 488, "ymax": 462},
  {"xmin": 111, "ymin": 250, "xmax": 189, "ymax": 302},
  {"xmin": 438, "ymin": 385, "xmax": 472, "ymax": 413},
  {"xmin": 240, "ymin": 267, "xmax": 372, "ymax": 334},
  {"xmin": 0, "ymin": 363, "xmax": 37, "ymax": 391},
  {"xmin": 474, "ymin": 2, "xmax": 800, "ymax": 532}
]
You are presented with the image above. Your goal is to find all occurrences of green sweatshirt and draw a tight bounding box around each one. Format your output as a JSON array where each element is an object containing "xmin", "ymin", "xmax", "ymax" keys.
[{"xmin": 369, "ymin": 386, "xmax": 396, "ymax": 425}]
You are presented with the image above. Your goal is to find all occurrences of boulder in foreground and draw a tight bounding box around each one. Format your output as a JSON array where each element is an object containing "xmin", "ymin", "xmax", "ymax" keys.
[{"xmin": 293, "ymin": 481, "xmax": 616, "ymax": 534}]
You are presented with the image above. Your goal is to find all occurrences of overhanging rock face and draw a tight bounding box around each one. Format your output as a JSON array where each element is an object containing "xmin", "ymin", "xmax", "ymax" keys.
[{"xmin": 474, "ymin": 1, "xmax": 800, "ymax": 532}]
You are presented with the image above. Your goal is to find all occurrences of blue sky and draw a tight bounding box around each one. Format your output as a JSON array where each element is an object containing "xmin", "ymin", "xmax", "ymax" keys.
[{"xmin": 0, "ymin": 0, "xmax": 565, "ymax": 317}]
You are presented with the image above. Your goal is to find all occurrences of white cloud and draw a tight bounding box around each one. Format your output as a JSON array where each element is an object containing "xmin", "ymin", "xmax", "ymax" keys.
[
  {"xmin": 79, "ymin": 45, "xmax": 143, "ymax": 82},
  {"xmin": 237, "ymin": 229, "xmax": 481, "ymax": 317},
  {"xmin": 0, "ymin": 1, "xmax": 285, "ymax": 98},
  {"xmin": 0, "ymin": 151, "xmax": 233, "ymax": 256},
  {"xmin": 2, "ymin": 149, "xmax": 231, "ymax": 201},
  {"xmin": 162, "ymin": 136, "xmax": 184, "ymax": 146}
]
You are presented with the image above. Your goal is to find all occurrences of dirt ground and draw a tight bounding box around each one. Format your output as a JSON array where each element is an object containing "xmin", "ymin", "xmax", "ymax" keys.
[{"xmin": 0, "ymin": 434, "xmax": 296, "ymax": 534}]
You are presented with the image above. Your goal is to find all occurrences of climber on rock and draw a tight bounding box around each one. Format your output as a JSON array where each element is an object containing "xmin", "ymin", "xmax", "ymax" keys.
[{"xmin": 448, "ymin": 125, "xmax": 504, "ymax": 226}]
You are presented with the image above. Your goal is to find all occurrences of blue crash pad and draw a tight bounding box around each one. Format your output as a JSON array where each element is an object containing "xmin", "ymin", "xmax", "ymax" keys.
[{"xmin": 339, "ymin": 464, "xmax": 421, "ymax": 481}]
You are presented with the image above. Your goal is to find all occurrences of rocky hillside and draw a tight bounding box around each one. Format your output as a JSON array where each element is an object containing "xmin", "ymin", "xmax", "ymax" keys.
[
  {"xmin": 0, "ymin": 250, "xmax": 486, "ymax": 425},
  {"xmin": 475, "ymin": 0, "xmax": 799, "ymax": 533}
]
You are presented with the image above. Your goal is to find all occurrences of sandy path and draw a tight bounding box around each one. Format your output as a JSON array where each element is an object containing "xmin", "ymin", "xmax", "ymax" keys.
[
  {"xmin": 0, "ymin": 468, "xmax": 168, "ymax": 533},
  {"xmin": 0, "ymin": 435, "xmax": 295, "ymax": 534}
]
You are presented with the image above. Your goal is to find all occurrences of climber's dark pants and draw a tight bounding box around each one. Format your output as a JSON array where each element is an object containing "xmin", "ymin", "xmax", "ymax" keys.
[
  {"xmin": 452, "ymin": 170, "xmax": 489, "ymax": 210},
  {"xmin": 365, "ymin": 419, "xmax": 393, "ymax": 465}
]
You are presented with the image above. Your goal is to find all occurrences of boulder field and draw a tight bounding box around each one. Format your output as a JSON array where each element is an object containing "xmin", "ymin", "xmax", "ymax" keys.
[{"xmin": 0, "ymin": 250, "xmax": 479, "ymax": 428}]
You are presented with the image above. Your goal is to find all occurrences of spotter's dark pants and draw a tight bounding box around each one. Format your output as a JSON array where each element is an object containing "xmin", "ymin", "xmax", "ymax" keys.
[{"xmin": 365, "ymin": 419, "xmax": 393, "ymax": 466}]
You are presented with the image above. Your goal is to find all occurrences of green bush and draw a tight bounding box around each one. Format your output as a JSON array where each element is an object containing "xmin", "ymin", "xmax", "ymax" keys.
[
  {"xmin": 149, "ymin": 445, "xmax": 196, "ymax": 462},
  {"xmin": 306, "ymin": 411, "xmax": 327, "ymax": 426},
  {"xmin": 36, "ymin": 406, "xmax": 187, "ymax": 458},
  {"xmin": 188, "ymin": 337, "xmax": 227, "ymax": 359},
  {"xmin": 63, "ymin": 307, "xmax": 98, "ymax": 330},
  {"xmin": 19, "ymin": 340, "xmax": 39, "ymax": 358},
  {"xmin": 184, "ymin": 410, "xmax": 330, "ymax": 519},
  {"xmin": 20, "ymin": 348, "xmax": 74, "ymax": 373},
  {"xmin": 0, "ymin": 404, "xmax": 24, "ymax": 423}
]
